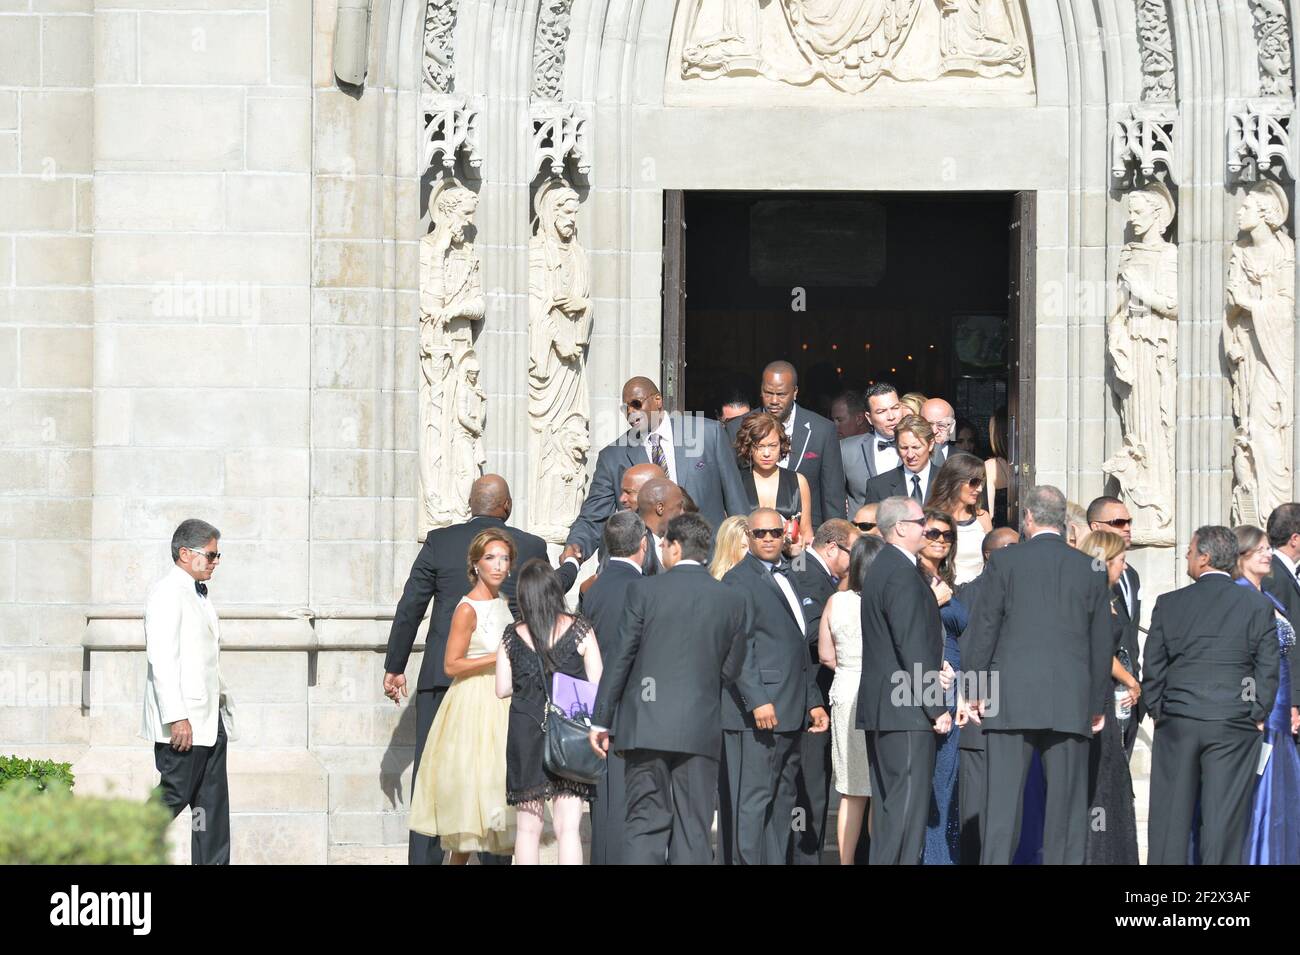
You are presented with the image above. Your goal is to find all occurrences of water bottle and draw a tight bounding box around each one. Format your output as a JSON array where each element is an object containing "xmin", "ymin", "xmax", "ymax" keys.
[{"xmin": 1114, "ymin": 686, "xmax": 1131, "ymax": 722}]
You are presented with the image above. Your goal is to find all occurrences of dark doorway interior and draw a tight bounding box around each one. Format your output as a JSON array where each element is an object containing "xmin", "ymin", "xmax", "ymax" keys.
[{"xmin": 677, "ymin": 191, "xmax": 1014, "ymax": 458}]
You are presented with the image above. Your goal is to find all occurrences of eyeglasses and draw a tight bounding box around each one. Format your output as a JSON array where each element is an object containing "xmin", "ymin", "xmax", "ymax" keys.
[
  {"xmin": 923, "ymin": 528, "xmax": 956, "ymax": 543},
  {"xmin": 966, "ymin": 477, "xmax": 984, "ymax": 489},
  {"xmin": 1097, "ymin": 518, "xmax": 1132, "ymax": 530},
  {"xmin": 853, "ymin": 521, "xmax": 877, "ymax": 532},
  {"xmin": 1241, "ymin": 544, "xmax": 1271, "ymax": 558},
  {"xmin": 897, "ymin": 518, "xmax": 927, "ymax": 527},
  {"xmin": 184, "ymin": 548, "xmax": 221, "ymax": 561},
  {"xmin": 620, "ymin": 396, "xmax": 657, "ymax": 412},
  {"xmin": 749, "ymin": 527, "xmax": 785, "ymax": 540}
]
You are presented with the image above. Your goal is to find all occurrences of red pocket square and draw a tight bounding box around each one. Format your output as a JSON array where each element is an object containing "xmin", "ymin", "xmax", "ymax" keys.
[{"xmin": 803, "ymin": 451, "xmax": 819, "ymax": 460}]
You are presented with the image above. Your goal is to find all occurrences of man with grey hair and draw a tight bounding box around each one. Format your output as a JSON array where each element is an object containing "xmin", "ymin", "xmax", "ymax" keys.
[
  {"xmin": 142, "ymin": 519, "xmax": 236, "ymax": 864},
  {"xmin": 962, "ymin": 485, "xmax": 1114, "ymax": 864},
  {"xmin": 1143, "ymin": 525, "xmax": 1280, "ymax": 864},
  {"xmin": 857, "ymin": 496, "xmax": 949, "ymax": 864}
]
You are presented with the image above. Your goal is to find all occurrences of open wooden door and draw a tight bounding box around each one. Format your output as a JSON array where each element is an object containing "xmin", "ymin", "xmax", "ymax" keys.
[
  {"xmin": 1006, "ymin": 191, "xmax": 1036, "ymax": 527},
  {"xmin": 662, "ymin": 190, "xmax": 687, "ymax": 413}
]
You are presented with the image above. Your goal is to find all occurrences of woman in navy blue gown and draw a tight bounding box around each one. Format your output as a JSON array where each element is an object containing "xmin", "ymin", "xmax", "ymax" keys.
[
  {"xmin": 918, "ymin": 508, "xmax": 963, "ymax": 864},
  {"xmin": 1234, "ymin": 525, "xmax": 1300, "ymax": 864}
]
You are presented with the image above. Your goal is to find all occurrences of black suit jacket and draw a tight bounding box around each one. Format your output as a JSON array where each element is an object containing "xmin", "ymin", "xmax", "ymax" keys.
[
  {"xmin": 385, "ymin": 516, "xmax": 549, "ymax": 690},
  {"xmin": 1263, "ymin": 555, "xmax": 1300, "ymax": 708},
  {"xmin": 721, "ymin": 553, "xmax": 825, "ymax": 733},
  {"xmin": 857, "ymin": 544, "xmax": 946, "ymax": 731},
  {"xmin": 791, "ymin": 550, "xmax": 838, "ymax": 702},
  {"xmin": 727, "ymin": 405, "xmax": 847, "ymax": 526},
  {"xmin": 861, "ymin": 461, "xmax": 944, "ymax": 506},
  {"xmin": 1112, "ymin": 564, "xmax": 1144, "ymax": 718},
  {"xmin": 962, "ymin": 532, "xmax": 1113, "ymax": 736},
  {"xmin": 565, "ymin": 414, "xmax": 749, "ymax": 559},
  {"xmin": 1142, "ymin": 573, "xmax": 1280, "ymax": 724},
  {"xmin": 578, "ymin": 558, "xmax": 642, "ymax": 656},
  {"xmin": 591, "ymin": 564, "xmax": 748, "ymax": 759}
]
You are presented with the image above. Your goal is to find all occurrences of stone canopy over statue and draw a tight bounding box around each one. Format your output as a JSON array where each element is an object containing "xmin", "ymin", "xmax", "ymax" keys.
[
  {"xmin": 527, "ymin": 178, "xmax": 593, "ymax": 543},
  {"xmin": 1103, "ymin": 181, "xmax": 1178, "ymax": 547},
  {"xmin": 419, "ymin": 179, "xmax": 486, "ymax": 534},
  {"xmin": 1226, "ymin": 178, "xmax": 1296, "ymax": 528},
  {"xmin": 680, "ymin": 0, "xmax": 1028, "ymax": 93}
]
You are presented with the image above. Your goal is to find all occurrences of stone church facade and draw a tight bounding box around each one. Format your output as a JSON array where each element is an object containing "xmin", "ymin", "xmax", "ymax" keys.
[{"xmin": 1, "ymin": 0, "xmax": 1296, "ymax": 861}]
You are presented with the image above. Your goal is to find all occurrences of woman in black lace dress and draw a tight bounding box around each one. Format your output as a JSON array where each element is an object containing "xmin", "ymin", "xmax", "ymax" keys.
[{"xmin": 495, "ymin": 559, "xmax": 603, "ymax": 864}]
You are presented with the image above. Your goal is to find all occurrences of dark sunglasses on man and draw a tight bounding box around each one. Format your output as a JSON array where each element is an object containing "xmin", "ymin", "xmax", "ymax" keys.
[
  {"xmin": 749, "ymin": 526, "xmax": 784, "ymax": 540},
  {"xmin": 1097, "ymin": 517, "xmax": 1133, "ymax": 530},
  {"xmin": 620, "ymin": 395, "xmax": 659, "ymax": 413},
  {"xmin": 853, "ymin": 521, "xmax": 876, "ymax": 532}
]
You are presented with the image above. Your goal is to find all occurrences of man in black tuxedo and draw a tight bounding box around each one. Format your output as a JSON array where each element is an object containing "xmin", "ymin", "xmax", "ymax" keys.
[
  {"xmin": 862, "ymin": 415, "xmax": 944, "ymax": 507},
  {"xmin": 382, "ymin": 474, "xmax": 547, "ymax": 865},
  {"xmin": 589, "ymin": 513, "xmax": 748, "ymax": 865},
  {"xmin": 563, "ymin": 377, "xmax": 748, "ymax": 567},
  {"xmin": 954, "ymin": 526, "xmax": 1019, "ymax": 865},
  {"xmin": 963, "ymin": 485, "xmax": 1113, "ymax": 865},
  {"xmin": 1263, "ymin": 503, "xmax": 1300, "ymax": 731},
  {"xmin": 556, "ymin": 463, "xmax": 663, "ymax": 592},
  {"xmin": 578, "ymin": 511, "xmax": 648, "ymax": 865},
  {"xmin": 720, "ymin": 507, "xmax": 830, "ymax": 864},
  {"xmin": 843, "ymin": 382, "xmax": 905, "ymax": 514},
  {"xmin": 1088, "ymin": 495, "xmax": 1143, "ymax": 756},
  {"xmin": 790, "ymin": 518, "xmax": 859, "ymax": 864},
  {"xmin": 1143, "ymin": 525, "xmax": 1280, "ymax": 864},
  {"xmin": 633, "ymin": 478, "xmax": 683, "ymax": 577},
  {"xmin": 857, "ymin": 496, "xmax": 949, "ymax": 864},
  {"xmin": 726, "ymin": 362, "xmax": 847, "ymax": 525}
]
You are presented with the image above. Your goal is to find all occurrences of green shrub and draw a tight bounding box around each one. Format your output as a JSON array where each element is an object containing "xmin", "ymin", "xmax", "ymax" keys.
[
  {"xmin": 0, "ymin": 755, "xmax": 74, "ymax": 794},
  {"xmin": 0, "ymin": 787, "xmax": 172, "ymax": 864}
]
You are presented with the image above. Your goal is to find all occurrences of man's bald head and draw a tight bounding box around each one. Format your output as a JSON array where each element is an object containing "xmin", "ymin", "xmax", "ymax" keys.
[
  {"xmin": 982, "ymin": 526, "xmax": 1020, "ymax": 560},
  {"xmin": 468, "ymin": 474, "xmax": 511, "ymax": 518},
  {"xmin": 760, "ymin": 362, "xmax": 799, "ymax": 422},
  {"xmin": 921, "ymin": 397, "xmax": 956, "ymax": 447},
  {"xmin": 621, "ymin": 377, "xmax": 664, "ymax": 432},
  {"xmin": 620, "ymin": 463, "xmax": 665, "ymax": 511},
  {"xmin": 637, "ymin": 478, "xmax": 685, "ymax": 535}
]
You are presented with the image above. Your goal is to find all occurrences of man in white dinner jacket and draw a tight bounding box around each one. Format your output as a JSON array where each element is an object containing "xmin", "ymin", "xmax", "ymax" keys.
[{"xmin": 141, "ymin": 519, "xmax": 236, "ymax": 864}]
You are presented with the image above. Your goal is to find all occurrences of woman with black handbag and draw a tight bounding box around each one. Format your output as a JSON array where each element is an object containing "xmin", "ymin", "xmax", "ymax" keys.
[{"xmin": 496, "ymin": 559, "xmax": 603, "ymax": 864}]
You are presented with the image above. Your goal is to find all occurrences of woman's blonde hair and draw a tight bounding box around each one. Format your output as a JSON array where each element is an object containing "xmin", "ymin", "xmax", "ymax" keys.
[
  {"xmin": 1079, "ymin": 529, "xmax": 1125, "ymax": 565},
  {"xmin": 900, "ymin": 392, "xmax": 927, "ymax": 417},
  {"xmin": 710, "ymin": 515, "xmax": 750, "ymax": 581},
  {"xmin": 466, "ymin": 528, "xmax": 516, "ymax": 583}
]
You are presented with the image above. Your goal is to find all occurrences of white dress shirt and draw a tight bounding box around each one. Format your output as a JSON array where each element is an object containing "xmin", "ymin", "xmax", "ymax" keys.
[
  {"xmin": 807, "ymin": 545, "xmax": 835, "ymax": 583},
  {"xmin": 644, "ymin": 414, "xmax": 678, "ymax": 484},
  {"xmin": 765, "ymin": 560, "xmax": 807, "ymax": 631},
  {"xmin": 871, "ymin": 433, "xmax": 901, "ymax": 476},
  {"xmin": 903, "ymin": 464, "xmax": 932, "ymax": 502},
  {"xmin": 611, "ymin": 556, "xmax": 643, "ymax": 574},
  {"xmin": 891, "ymin": 543, "xmax": 919, "ymax": 566},
  {"xmin": 778, "ymin": 409, "xmax": 797, "ymax": 469},
  {"xmin": 1116, "ymin": 566, "xmax": 1135, "ymax": 617},
  {"xmin": 1274, "ymin": 549, "xmax": 1299, "ymax": 581}
]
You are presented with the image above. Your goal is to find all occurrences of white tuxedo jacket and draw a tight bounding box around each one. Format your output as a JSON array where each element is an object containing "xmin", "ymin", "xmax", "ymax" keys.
[{"xmin": 140, "ymin": 565, "xmax": 237, "ymax": 747}]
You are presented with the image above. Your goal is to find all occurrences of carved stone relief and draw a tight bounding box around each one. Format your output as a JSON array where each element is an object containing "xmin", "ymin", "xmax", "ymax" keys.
[
  {"xmin": 1249, "ymin": 0, "xmax": 1294, "ymax": 97},
  {"xmin": 680, "ymin": 0, "xmax": 1027, "ymax": 93},
  {"xmin": 422, "ymin": 0, "xmax": 459, "ymax": 98},
  {"xmin": 419, "ymin": 180, "xmax": 485, "ymax": 533},
  {"xmin": 1103, "ymin": 182, "xmax": 1178, "ymax": 546},
  {"xmin": 527, "ymin": 179, "xmax": 592, "ymax": 543},
  {"xmin": 1226, "ymin": 179, "xmax": 1296, "ymax": 527},
  {"xmin": 532, "ymin": 0, "xmax": 575, "ymax": 102},
  {"xmin": 1134, "ymin": 0, "xmax": 1176, "ymax": 102}
]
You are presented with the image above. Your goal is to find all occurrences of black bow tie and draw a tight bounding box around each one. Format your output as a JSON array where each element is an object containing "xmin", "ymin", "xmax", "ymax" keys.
[
  {"xmin": 877, "ymin": 440, "xmax": 892, "ymax": 452},
  {"xmin": 195, "ymin": 581, "xmax": 208, "ymax": 598},
  {"xmin": 770, "ymin": 562, "xmax": 790, "ymax": 578}
]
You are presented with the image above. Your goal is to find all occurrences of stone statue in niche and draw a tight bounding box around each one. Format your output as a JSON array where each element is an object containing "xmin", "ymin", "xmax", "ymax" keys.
[
  {"xmin": 452, "ymin": 350, "xmax": 487, "ymax": 507},
  {"xmin": 1226, "ymin": 178, "xmax": 1296, "ymax": 527},
  {"xmin": 1103, "ymin": 181, "xmax": 1178, "ymax": 546},
  {"xmin": 419, "ymin": 179, "xmax": 484, "ymax": 533},
  {"xmin": 681, "ymin": 0, "xmax": 1026, "ymax": 93},
  {"xmin": 527, "ymin": 178, "xmax": 592, "ymax": 542}
]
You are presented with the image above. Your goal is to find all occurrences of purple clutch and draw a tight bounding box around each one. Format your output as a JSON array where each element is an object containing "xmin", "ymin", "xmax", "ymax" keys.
[{"xmin": 551, "ymin": 672, "xmax": 598, "ymax": 721}]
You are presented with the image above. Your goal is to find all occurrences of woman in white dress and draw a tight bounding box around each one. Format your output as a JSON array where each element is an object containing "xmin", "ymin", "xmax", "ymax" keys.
[
  {"xmin": 928, "ymin": 451, "xmax": 993, "ymax": 585},
  {"xmin": 408, "ymin": 529, "xmax": 517, "ymax": 862},
  {"xmin": 818, "ymin": 534, "xmax": 887, "ymax": 865}
]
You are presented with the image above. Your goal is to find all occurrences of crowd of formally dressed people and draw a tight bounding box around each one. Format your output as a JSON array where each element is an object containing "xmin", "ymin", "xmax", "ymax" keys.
[{"xmin": 381, "ymin": 362, "xmax": 1300, "ymax": 865}]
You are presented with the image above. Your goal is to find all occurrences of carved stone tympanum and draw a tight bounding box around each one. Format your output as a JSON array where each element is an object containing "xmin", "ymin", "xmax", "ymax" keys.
[
  {"xmin": 1103, "ymin": 181, "xmax": 1178, "ymax": 546},
  {"xmin": 1226, "ymin": 179, "xmax": 1296, "ymax": 527},
  {"xmin": 681, "ymin": 0, "xmax": 1027, "ymax": 93},
  {"xmin": 527, "ymin": 179, "xmax": 592, "ymax": 542},
  {"xmin": 419, "ymin": 180, "xmax": 485, "ymax": 533}
]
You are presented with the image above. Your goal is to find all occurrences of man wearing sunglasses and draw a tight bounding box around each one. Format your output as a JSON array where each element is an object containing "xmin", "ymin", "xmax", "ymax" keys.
[
  {"xmin": 857, "ymin": 497, "xmax": 949, "ymax": 864},
  {"xmin": 142, "ymin": 519, "xmax": 237, "ymax": 865},
  {"xmin": 851, "ymin": 502, "xmax": 881, "ymax": 537},
  {"xmin": 1087, "ymin": 495, "xmax": 1143, "ymax": 758},
  {"xmin": 562, "ymin": 376, "xmax": 748, "ymax": 571},
  {"xmin": 719, "ymin": 507, "xmax": 830, "ymax": 864}
]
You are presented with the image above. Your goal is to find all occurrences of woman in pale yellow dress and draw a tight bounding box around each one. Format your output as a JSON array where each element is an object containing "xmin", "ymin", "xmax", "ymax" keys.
[{"xmin": 408, "ymin": 529, "xmax": 517, "ymax": 863}]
